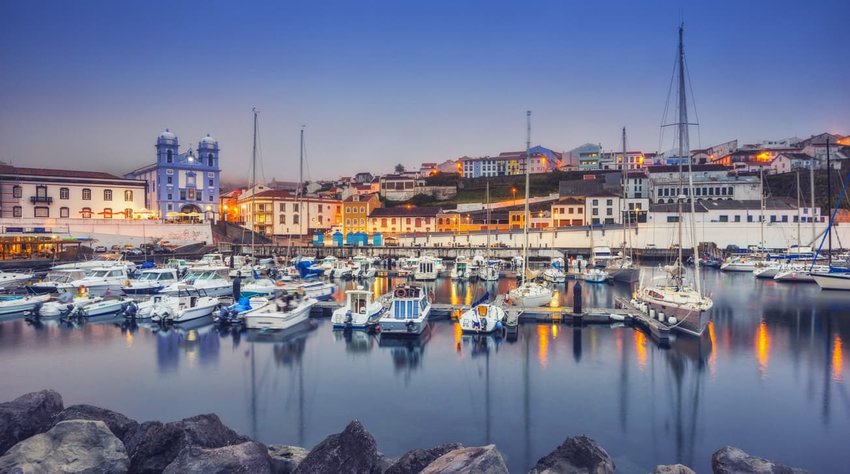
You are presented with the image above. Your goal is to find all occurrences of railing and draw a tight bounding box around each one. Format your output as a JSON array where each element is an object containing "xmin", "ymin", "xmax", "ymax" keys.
[{"xmin": 29, "ymin": 196, "xmax": 53, "ymax": 204}]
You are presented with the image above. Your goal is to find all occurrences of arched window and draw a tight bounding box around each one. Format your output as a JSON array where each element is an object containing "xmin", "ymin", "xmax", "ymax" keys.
[
  {"xmin": 208, "ymin": 153, "xmax": 213, "ymax": 167},
  {"xmin": 124, "ymin": 208, "xmax": 133, "ymax": 219},
  {"xmin": 81, "ymin": 207, "xmax": 92, "ymax": 218},
  {"xmin": 124, "ymin": 190, "xmax": 133, "ymax": 202},
  {"xmin": 12, "ymin": 185, "xmax": 21, "ymax": 198},
  {"xmin": 60, "ymin": 187, "xmax": 69, "ymax": 200},
  {"xmin": 104, "ymin": 189, "xmax": 113, "ymax": 201},
  {"xmin": 82, "ymin": 188, "xmax": 91, "ymax": 200},
  {"xmin": 103, "ymin": 208, "xmax": 112, "ymax": 219},
  {"xmin": 166, "ymin": 149, "xmax": 173, "ymax": 163}
]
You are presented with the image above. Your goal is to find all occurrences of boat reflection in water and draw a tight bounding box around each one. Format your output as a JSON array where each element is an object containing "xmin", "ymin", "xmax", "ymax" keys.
[
  {"xmin": 333, "ymin": 329, "xmax": 378, "ymax": 355},
  {"xmin": 154, "ymin": 316, "xmax": 221, "ymax": 373},
  {"xmin": 379, "ymin": 324, "xmax": 432, "ymax": 382}
]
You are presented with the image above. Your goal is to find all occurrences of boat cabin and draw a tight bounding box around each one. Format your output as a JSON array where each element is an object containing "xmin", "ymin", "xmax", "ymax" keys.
[{"xmin": 390, "ymin": 285, "xmax": 427, "ymax": 320}]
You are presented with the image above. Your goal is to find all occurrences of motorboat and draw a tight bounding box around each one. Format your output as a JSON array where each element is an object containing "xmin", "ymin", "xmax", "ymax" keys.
[
  {"xmin": 720, "ymin": 256, "xmax": 758, "ymax": 272},
  {"xmin": 753, "ymin": 261, "xmax": 783, "ymax": 279},
  {"xmin": 122, "ymin": 269, "xmax": 178, "ymax": 295},
  {"xmin": 478, "ymin": 262, "xmax": 500, "ymax": 281},
  {"xmin": 189, "ymin": 253, "xmax": 226, "ymax": 268},
  {"xmin": 582, "ymin": 268, "xmax": 609, "ymax": 283},
  {"xmin": 352, "ymin": 260, "xmax": 377, "ymax": 279},
  {"xmin": 165, "ymin": 259, "xmax": 189, "ymax": 277},
  {"xmin": 590, "ymin": 246, "xmax": 615, "ymax": 268},
  {"xmin": 286, "ymin": 280, "xmax": 336, "ymax": 301},
  {"xmin": 0, "ymin": 294, "xmax": 51, "ymax": 317},
  {"xmin": 542, "ymin": 258, "xmax": 566, "ymax": 283},
  {"xmin": 160, "ymin": 266, "xmax": 232, "ymax": 297},
  {"xmin": 331, "ymin": 287, "xmax": 385, "ymax": 330},
  {"xmin": 52, "ymin": 256, "xmax": 136, "ymax": 273},
  {"xmin": 0, "ymin": 270, "xmax": 33, "ymax": 289},
  {"xmin": 215, "ymin": 296, "xmax": 270, "ymax": 325},
  {"xmin": 378, "ymin": 284, "xmax": 431, "ymax": 336},
  {"xmin": 150, "ymin": 287, "xmax": 220, "ymax": 323},
  {"xmin": 243, "ymin": 288, "xmax": 317, "ymax": 330},
  {"xmin": 27, "ymin": 269, "xmax": 85, "ymax": 294},
  {"xmin": 330, "ymin": 261, "xmax": 353, "ymax": 279},
  {"xmin": 451, "ymin": 257, "xmax": 472, "ymax": 281},
  {"xmin": 413, "ymin": 256, "xmax": 439, "ymax": 281},
  {"xmin": 240, "ymin": 278, "xmax": 278, "ymax": 298},
  {"xmin": 508, "ymin": 281, "xmax": 553, "ymax": 307},
  {"xmin": 70, "ymin": 267, "xmax": 130, "ymax": 294},
  {"xmin": 459, "ymin": 293, "xmax": 505, "ymax": 334},
  {"xmin": 319, "ymin": 255, "xmax": 338, "ymax": 271},
  {"xmin": 78, "ymin": 297, "xmax": 134, "ymax": 317}
]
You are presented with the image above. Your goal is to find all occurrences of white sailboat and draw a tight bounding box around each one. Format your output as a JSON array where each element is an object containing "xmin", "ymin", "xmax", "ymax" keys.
[
  {"xmin": 810, "ymin": 137, "xmax": 850, "ymax": 290},
  {"xmin": 509, "ymin": 111, "xmax": 553, "ymax": 307},
  {"xmin": 458, "ymin": 292, "xmax": 505, "ymax": 334},
  {"xmin": 607, "ymin": 127, "xmax": 640, "ymax": 283},
  {"xmin": 479, "ymin": 182, "xmax": 501, "ymax": 282},
  {"xmin": 635, "ymin": 24, "xmax": 713, "ymax": 337}
]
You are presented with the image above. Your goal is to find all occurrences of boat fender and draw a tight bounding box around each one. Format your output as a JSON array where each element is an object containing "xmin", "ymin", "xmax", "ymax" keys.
[
  {"xmin": 394, "ymin": 288, "xmax": 407, "ymax": 298},
  {"xmin": 667, "ymin": 317, "xmax": 677, "ymax": 325},
  {"xmin": 406, "ymin": 320, "xmax": 415, "ymax": 332}
]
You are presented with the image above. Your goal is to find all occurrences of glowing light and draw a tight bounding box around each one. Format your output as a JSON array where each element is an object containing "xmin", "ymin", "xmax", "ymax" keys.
[
  {"xmin": 551, "ymin": 324, "xmax": 558, "ymax": 339},
  {"xmin": 537, "ymin": 324, "xmax": 550, "ymax": 368},
  {"xmin": 708, "ymin": 321, "xmax": 717, "ymax": 377},
  {"xmin": 756, "ymin": 152, "xmax": 771, "ymax": 162},
  {"xmin": 755, "ymin": 320, "xmax": 770, "ymax": 378},
  {"xmin": 833, "ymin": 335, "xmax": 843, "ymax": 382},
  {"xmin": 634, "ymin": 331, "xmax": 647, "ymax": 370},
  {"xmin": 454, "ymin": 322, "xmax": 463, "ymax": 353}
]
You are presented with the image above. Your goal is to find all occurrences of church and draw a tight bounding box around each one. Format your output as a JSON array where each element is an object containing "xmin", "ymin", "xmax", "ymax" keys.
[{"xmin": 127, "ymin": 130, "xmax": 221, "ymax": 220}]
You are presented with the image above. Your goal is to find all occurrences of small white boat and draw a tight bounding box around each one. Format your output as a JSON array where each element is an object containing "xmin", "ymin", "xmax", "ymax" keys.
[
  {"xmin": 509, "ymin": 282, "xmax": 553, "ymax": 307},
  {"xmin": 286, "ymin": 281, "xmax": 336, "ymax": 301},
  {"xmin": 150, "ymin": 287, "xmax": 220, "ymax": 323},
  {"xmin": 331, "ymin": 288, "xmax": 385, "ymax": 329},
  {"xmin": 79, "ymin": 297, "xmax": 133, "ymax": 317},
  {"xmin": 378, "ymin": 284, "xmax": 431, "ymax": 335},
  {"xmin": 451, "ymin": 258, "xmax": 472, "ymax": 281},
  {"xmin": 240, "ymin": 278, "xmax": 278, "ymax": 298},
  {"xmin": 243, "ymin": 289, "xmax": 317, "ymax": 330},
  {"xmin": 352, "ymin": 261, "xmax": 377, "ymax": 279},
  {"xmin": 811, "ymin": 270, "xmax": 850, "ymax": 291},
  {"xmin": 753, "ymin": 261, "xmax": 783, "ymax": 279},
  {"xmin": 70, "ymin": 267, "xmax": 130, "ymax": 294},
  {"xmin": 413, "ymin": 256, "xmax": 439, "ymax": 281},
  {"xmin": 53, "ymin": 257, "xmax": 136, "ymax": 273},
  {"xmin": 542, "ymin": 258, "xmax": 566, "ymax": 283},
  {"xmin": 774, "ymin": 264, "xmax": 829, "ymax": 283},
  {"xmin": 582, "ymin": 268, "xmax": 609, "ymax": 283},
  {"xmin": 122, "ymin": 269, "xmax": 178, "ymax": 295},
  {"xmin": 27, "ymin": 270, "xmax": 86, "ymax": 294},
  {"xmin": 720, "ymin": 256, "xmax": 758, "ymax": 272},
  {"xmin": 0, "ymin": 294, "xmax": 51, "ymax": 316},
  {"xmin": 319, "ymin": 255, "xmax": 338, "ymax": 271},
  {"xmin": 190, "ymin": 253, "xmax": 226, "ymax": 268},
  {"xmin": 590, "ymin": 246, "xmax": 614, "ymax": 268},
  {"xmin": 459, "ymin": 298, "xmax": 505, "ymax": 334},
  {"xmin": 330, "ymin": 261, "xmax": 353, "ymax": 279},
  {"xmin": 160, "ymin": 266, "xmax": 232, "ymax": 297},
  {"xmin": 0, "ymin": 270, "xmax": 33, "ymax": 289},
  {"xmin": 478, "ymin": 262, "xmax": 500, "ymax": 281}
]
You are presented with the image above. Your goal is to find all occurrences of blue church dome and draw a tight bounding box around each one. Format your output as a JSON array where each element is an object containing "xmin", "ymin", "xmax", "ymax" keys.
[
  {"xmin": 158, "ymin": 129, "xmax": 177, "ymax": 143},
  {"xmin": 200, "ymin": 134, "xmax": 216, "ymax": 145}
]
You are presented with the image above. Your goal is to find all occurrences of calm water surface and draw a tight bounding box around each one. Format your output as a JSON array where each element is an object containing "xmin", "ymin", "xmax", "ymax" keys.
[{"xmin": 0, "ymin": 270, "xmax": 848, "ymax": 473}]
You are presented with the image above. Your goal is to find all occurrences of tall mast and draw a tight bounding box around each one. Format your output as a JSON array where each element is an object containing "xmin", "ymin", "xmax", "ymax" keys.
[
  {"xmin": 621, "ymin": 127, "xmax": 628, "ymax": 260},
  {"xmin": 827, "ymin": 137, "xmax": 832, "ymax": 264},
  {"xmin": 299, "ymin": 126, "xmax": 305, "ymax": 236},
  {"xmin": 522, "ymin": 110, "xmax": 531, "ymax": 286},
  {"xmin": 251, "ymin": 107, "xmax": 258, "ymax": 252},
  {"xmin": 486, "ymin": 181, "xmax": 491, "ymax": 257},
  {"xmin": 678, "ymin": 23, "xmax": 702, "ymax": 296},
  {"xmin": 796, "ymin": 169, "xmax": 801, "ymax": 249},
  {"xmin": 810, "ymin": 159, "xmax": 816, "ymax": 244}
]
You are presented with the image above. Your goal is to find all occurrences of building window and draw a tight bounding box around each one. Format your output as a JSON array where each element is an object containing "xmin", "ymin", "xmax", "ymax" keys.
[
  {"xmin": 208, "ymin": 179, "xmax": 214, "ymax": 187},
  {"xmin": 12, "ymin": 206, "xmax": 22, "ymax": 217},
  {"xmin": 346, "ymin": 218, "xmax": 351, "ymax": 226},
  {"xmin": 34, "ymin": 206, "xmax": 49, "ymax": 218},
  {"xmin": 747, "ymin": 215, "xmax": 753, "ymax": 222},
  {"xmin": 166, "ymin": 169, "xmax": 174, "ymax": 175},
  {"xmin": 667, "ymin": 216, "xmax": 679, "ymax": 223},
  {"xmin": 607, "ymin": 199, "xmax": 613, "ymax": 206},
  {"xmin": 124, "ymin": 208, "xmax": 133, "ymax": 219},
  {"xmin": 104, "ymin": 189, "xmax": 112, "ymax": 201},
  {"xmin": 208, "ymin": 154, "xmax": 213, "ymax": 167},
  {"xmin": 734, "ymin": 215, "xmax": 741, "ymax": 222},
  {"xmin": 606, "ymin": 208, "xmax": 613, "ymax": 216},
  {"xmin": 124, "ymin": 190, "xmax": 133, "ymax": 202},
  {"xmin": 180, "ymin": 190, "xmax": 186, "ymax": 200},
  {"xmin": 293, "ymin": 214, "xmax": 299, "ymax": 225},
  {"xmin": 280, "ymin": 214, "xmax": 286, "ymax": 225},
  {"xmin": 187, "ymin": 188, "xmax": 195, "ymax": 200},
  {"xmin": 167, "ymin": 176, "xmax": 173, "ymax": 185},
  {"xmin": 167, "ymin": 204, "xmax": 173, "ymax": 211},
  {"xmin": 167, "ymin": 193, "xmax": 173, "ymax": 200},
  {"xmin": 82, "ymin": 188, "xmax": 91, "ymax": 200},
  {"xmin": 60, "ymin": 207, "xmax": 69, "ymax": 218},
  {"xmin": 81, "ymin": 207, "xmax": 92, "ymax": 218},
  {"xmin": 12, "ymin": 185, "xmax": 22, "ymax": 198},
  {"xmin": 103, "ymin": 208, "xmax": 112, "ymax": 219},
  {"xmin": 167, "ymin": 150, "xmax": 173, "ymax": 163},
  {"xmin": 279, "ymin": 203, "xmax": 285, "ymax": 212},
  {"xmin": 719, "ymin": 215, "xmax": 728, "ymax": 222},
  {"xmin": 60, "ymin": 187, "xmax": 69, "ymax": 200}
]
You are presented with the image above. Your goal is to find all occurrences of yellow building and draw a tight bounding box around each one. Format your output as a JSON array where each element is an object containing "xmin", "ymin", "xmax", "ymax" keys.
[{"xmin": 343, "ymin": 193, "xmax": 381, "ymax": 236}]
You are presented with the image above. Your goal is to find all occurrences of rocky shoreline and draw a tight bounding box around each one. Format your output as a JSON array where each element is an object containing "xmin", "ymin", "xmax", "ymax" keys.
[{"xmin": 0, "ymin": 390, "xmax": 808, "ymax": 473}]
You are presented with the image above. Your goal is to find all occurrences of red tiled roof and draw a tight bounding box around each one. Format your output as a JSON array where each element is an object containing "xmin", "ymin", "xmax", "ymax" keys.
[{"xmin": 0, "ymin": 164, "xmax": 128, "ymax": 180}]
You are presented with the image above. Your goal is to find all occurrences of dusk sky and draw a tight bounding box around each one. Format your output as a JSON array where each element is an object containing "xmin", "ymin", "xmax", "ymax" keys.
[{"xmin": 1, "ymin": 0, "xmax": 847, "ymax": 183}]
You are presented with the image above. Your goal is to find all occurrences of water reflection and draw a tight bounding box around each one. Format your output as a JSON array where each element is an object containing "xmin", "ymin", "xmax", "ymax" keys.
[{"xmin": 756, "ymin": 319, "xmax": 770, "ymax": 379}]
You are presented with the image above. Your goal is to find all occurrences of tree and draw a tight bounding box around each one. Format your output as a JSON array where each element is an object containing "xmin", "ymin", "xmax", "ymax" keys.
[{"xmin": 394, "ymin": 163, "xmax": 406, "ymax": 173}]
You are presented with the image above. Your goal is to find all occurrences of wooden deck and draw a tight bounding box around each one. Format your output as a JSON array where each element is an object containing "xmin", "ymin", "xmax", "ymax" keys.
[{"xmin": 614, "ymin": 296, "xmax": 671, "ymax": 345}]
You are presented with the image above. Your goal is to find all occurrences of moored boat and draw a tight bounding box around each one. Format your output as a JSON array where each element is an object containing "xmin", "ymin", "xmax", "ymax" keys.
[{"xmin": 378, "ymin": 284, "xmax": 431, "ymax": 336}]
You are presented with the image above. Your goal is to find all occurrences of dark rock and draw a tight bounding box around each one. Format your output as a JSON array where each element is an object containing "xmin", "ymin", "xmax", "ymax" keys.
[
  {"xmin": 420, "ymin": 445, "xmax": 508, "ymax": 474},
  {"xmin": 0, "ymin": 389, "xmax": 64, "ymax": 455},
  {"xmin": 386, "ymin": 443, "xmax": 463, "ymax": 474},
  {"xmin": 268, "ymin": 445, "xmax": 309, "ymax": 474},
  {"xmin": 52, "ymin": 404, "xmax": 139, "ymax": 444},
  {"xmin": 376, "ymin": 452, "xmax": 397, "ymax": 473},
  {"xmin": 654, "ymin": 464, "xmax": 696, "ymax": 474},
  {"xmin": 126, "ymin": 413, "xmax": 250, "ymax": 474},
  {"xmin": 0, "ymin": 419, "xmax": 129, "ymax": 473},
  {"xmin": 294, "ymin": 420, "xmax": 380, "ymax": 474},
  {"xmin": 712, "ymin": 446, "xmax": 808, "ymax": 474},
  {"xmin": 163, "ymin": 441, "xmax": 272, "ymax": 474},
  {"xmin": 528, "ymin": 435, "xmax": 615, "ymax": 474}
]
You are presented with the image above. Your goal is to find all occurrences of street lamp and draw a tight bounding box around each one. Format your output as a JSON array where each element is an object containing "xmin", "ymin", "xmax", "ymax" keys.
[{"xmin": 512, "ymin": 187, "xmax": 517, "ymax": 206}]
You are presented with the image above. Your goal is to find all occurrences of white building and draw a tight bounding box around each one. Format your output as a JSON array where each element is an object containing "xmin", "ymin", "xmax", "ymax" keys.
[
  {"xmin": 0, "ymin": 164, "xmax": 147, "ymax": 220},
  {"xmin": 237, "ymin": 189, "xmax": 341, "ymax": 236},
  {"xmin": 647, "ymin": 164, "xmax": 761, "ymax": 204},
  {"xmin": 586, "ymin": 193, "xmax": 622, "ymax": 225}
]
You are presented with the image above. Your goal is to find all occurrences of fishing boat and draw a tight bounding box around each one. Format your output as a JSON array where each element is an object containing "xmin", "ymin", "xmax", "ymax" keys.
[
  {"xmin": 458, "ymin": 292, "xmax": 505, "ymax": 334},
  {"xmin": 451, "ymin": 257, "xmax": 472, "ymax": 281},
  {"xmin": 27, "ymin": 269, "xmax": 85, "ymax": 294},
  {"xmin": 508, "ymin": 111, "xmax": 554, "ymax": 308},
  {"xmin": 378, "ymin": 284, "xmax": 431, "ymax": 336},
  {"xmin": 243, "ymin": 288, "xmax": 317, "ymax": 330},
  {"xmin": 121, "ymin": 268, "xmax": 178, "ymax": 295},
  {"xmin": 331, "ymin": 287, "xmax": 385, "ymax": 330},
  {"xmin": 0, "ymin": 294, "xmax": 51, "ymax": 317},
  {"xmin": 413, "ymin": 256, "xmax": 439, "ymax": 281},
  {"xmin": 633, "ymin": 24, "xmax": 713, "ymax": 337},
  {"xmin": 150, "ymin": 287, "xmax": 220, "ymax": 323},
  {"xmin": 159, "ymin": 266, "xmax": 232, "ymax": 297}
]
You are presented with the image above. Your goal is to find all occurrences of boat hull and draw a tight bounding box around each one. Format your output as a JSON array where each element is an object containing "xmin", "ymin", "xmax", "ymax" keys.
[
  {"xmin": 811, "ymin": 272, "xmax": 850, "ymax": 291},
  {"xmin": 608, "ymin": 267, "xmax": 640, "ymax": 283},
  {"xmin": 245, "ymin": 299, "xmax": 316, "ymax": 330},
  {"xmin": 639, "ymin": 295, "xmax": 710, "ymax": 337}
]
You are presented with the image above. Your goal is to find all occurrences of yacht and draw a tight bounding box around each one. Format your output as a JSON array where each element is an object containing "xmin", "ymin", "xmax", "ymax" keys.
[
  {"xmin": 753, "ymin": 261, "xmax": 783, "ymax": 279},
  {"xmin": 53, "ymin": 256, "xmax": 136, "ymax": 273},
  {"xmin": 606, "ymin": 255, "xmax": 640, "ymax": 283},
  {"xmin": 122, "ymin": 269, "xmax": 178, "ymax": 295},
  {"xmin": 150, "ymin": 287, "xmax": 220, "ymax": 323},
  {"xmin": 27, "ymin": 269, "xmax": 85, "ymax": 294},
  {"xmin": 590, "ymin": 246, "xmax": 614, "ymax": 268},
  {"xmin": 0, "ymin": 294, "xmax": 51, "ymax": 317},
  {"xmin": 0, "ymin": 270, "xmax": 33, "ymax": 289},
  {"xmin": 189, "ymin": 253, "xmax": 226, "ymax": 268},
  {"xmin": 352, "ymin": 260, "xmax": 377, "ymax": 279},
  {"xmin": 70, "ymin": 267, "xmax": 130, "ymax": 294},
  {"xmin": 243, "ymin": 288, "xmax": 317, "ymax": 330},
  {"xmin": 811, "ymin": 272, "xmax": 850, "ymax": 290},
  {"xmin": 413, "ymin": 256, "xmax": 439, "ymax": 281},
  {"xmin": 160, "ymin": 266, "xmax": 232, "ymax": 297},
  {"xmin": 378, "ymin": 284, "xmax": 431, "ymax": 336},
  {"xmin": 331, "ymin": 287, "xmax": 385, "ymax": 330}
]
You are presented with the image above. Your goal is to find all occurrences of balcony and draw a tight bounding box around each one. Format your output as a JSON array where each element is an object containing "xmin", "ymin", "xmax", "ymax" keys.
[{"xmin": 30, "ymin": 196, "xmax": 53, "ymax": 204}]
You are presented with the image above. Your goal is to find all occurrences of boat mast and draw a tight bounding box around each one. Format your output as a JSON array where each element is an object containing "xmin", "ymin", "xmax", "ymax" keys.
[
  {"xmin": 522, "ymin": 110, "xmax": 531, "ymax": 286},
  {"xmin": 251, "ymin": 107, "xmax": 258, "ymax": 255},
  {"xmin": 810, "ymin": 159, "xmax": 816, "ymax": 244},
  {"xmin": 621, "ymin": 126, "xmax": 629, "ymax": 260},
  {"xmin": 796, "ymin": 169, "xmax": 801, "ymax": 250},
  {"xmin": 759, "ymin": 166, "xmax": 765, "ymax": 249},
  {"xmin": 674, "ymin": 25, "xmax": 686, "ymax": 287},
  {"xmin": 486, "ymin": 181, "xmax": 491, "ymax": 258},
  {"xmin": 299, "ymin": 126, "xmax": 305, "ymax": 238},
  {"xmin": 827, "ymin": 137, "xmax": 832, "ymax": 265},
  {"xmin": 678, "ymin": 23, "xmax": 702, "ymax": 296}
]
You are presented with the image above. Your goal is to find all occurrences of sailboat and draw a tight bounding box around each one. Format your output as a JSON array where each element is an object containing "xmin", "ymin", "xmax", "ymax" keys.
[
  {"xmin": 479, "ymin": 182, "xmax": 500, "ymax": 281},
  {"xmin": 458, "ymin": 291, "xmax": 505, "ymax": 334},
  {"xmin": 509, "ymin": 111, "xmax": 553, "ymax": 307},
  {"xmin": 634, "ymin": 24, "xmax": 713, "ymax": 337},
  {"xmin": 775, "ymin": 167, "xmax": 828, "ymax": 282},
  {"xmin": 810, "ymin": 137, "xmax": 850, "ymax": 290},
  {"xmin": 606, "ymin": 127, "xmax": 640, "ymax": 283}
]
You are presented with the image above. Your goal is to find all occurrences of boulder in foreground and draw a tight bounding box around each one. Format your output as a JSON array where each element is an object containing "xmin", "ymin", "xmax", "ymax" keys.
[
  {"xmin": 294, "ymin": 420, "xmax": 380, "ymax": 474},
  {"xmin": 0, "ymin": 389, "xmax": 64, "ymax": 455},
  {"xmin": 712, "ymin": 446, "xmax": 808, "ymax": 474},
  {"xmin": 420, "ymin": 445, "xmax": 508, "ymax": 474},
  {"xmin": 163, "ymin": 441, "xmax": 272, "ymax": 473},
  {"xmin": 528, "ymin": 435, "xmax": 615, "ymax": 474}
]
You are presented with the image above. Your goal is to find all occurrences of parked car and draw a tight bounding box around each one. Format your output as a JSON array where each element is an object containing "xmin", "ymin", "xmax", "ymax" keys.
[{"xmin": 94, "ymin": 246, "xmax": 107, "ymax": 253}]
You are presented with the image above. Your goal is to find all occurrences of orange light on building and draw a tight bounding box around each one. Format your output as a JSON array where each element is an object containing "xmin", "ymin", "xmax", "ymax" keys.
[
  {"xmin": 637, "ymin": 155, "xmax": 645, "ymax": 165},
  {"xmin": 634, "ymin": 331, "xmax": 647, "ymax": 370},
  {"xmin": 538, "ymin": 324, "xmax": 550, "ymax": 368},
  {"xmin": 756, "ymin": 152, "xmax": 771, "ymax": 162},
  {"xmin": 833, "ymin": 335, "xmax": 843, "ymax": 382},
  {"xmin": 755, "ymin": 320, "xmax": 770, "ymax": 378}
]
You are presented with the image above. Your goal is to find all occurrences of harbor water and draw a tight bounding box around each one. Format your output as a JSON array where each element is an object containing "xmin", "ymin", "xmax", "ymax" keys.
[{"xmin": 0, "ymin": 269, "xmax": 848, "ymax": 472}]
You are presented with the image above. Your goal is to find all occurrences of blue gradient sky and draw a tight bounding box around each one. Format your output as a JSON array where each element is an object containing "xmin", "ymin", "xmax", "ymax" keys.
[{"xmin": 1, "ymin": 0, "xmax": 848, "ymax": 182}]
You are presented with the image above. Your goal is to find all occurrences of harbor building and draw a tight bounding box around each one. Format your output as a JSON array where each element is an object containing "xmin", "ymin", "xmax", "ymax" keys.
[
  {"xmin": 126, "ymin": 130, "xmax": 221, "ymax": 221},
  {"xmin": 368, "ymin": 206, "xmax": 440, "ymax": 234},
  {"xmin": 342, "ymin": 193, "xmax": 381, "ymax": 236},
  {"xmin": 458, "ymin": 146, "xmax": 561, "ymax": 178},
  {"xmin": 646, "ymin": 164, "xmax": 761, "ymax": 204},
  {"xmin": 236, "ymin": 188, "xmax": 341, "ymax": 237}
]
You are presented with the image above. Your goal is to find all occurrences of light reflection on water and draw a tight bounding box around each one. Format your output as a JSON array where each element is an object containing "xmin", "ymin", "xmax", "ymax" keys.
[{"xmin": 0, "ymin": 270, "xmax": 848, "ymax": 473}]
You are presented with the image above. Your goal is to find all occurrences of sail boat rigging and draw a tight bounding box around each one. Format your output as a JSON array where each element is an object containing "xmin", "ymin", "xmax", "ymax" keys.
[
  {"xmin": 508, "ymin": 111, "xmax": 553, "ymax": 307},
  {"xmin": 479, "ymin": 182, "xmax": 499, "ymax": 281},
  {"xmin": 607, "ymin": 127, "xmax": 640, "ymax": 283},
  {"xmin": 634, "ymin": 24, "xmax": 713, "ymax": 337}
]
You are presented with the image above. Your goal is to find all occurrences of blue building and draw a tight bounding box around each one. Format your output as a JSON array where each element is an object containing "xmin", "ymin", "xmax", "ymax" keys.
[{"xmin": 126, "ymin": 130, "xmax": 221, "ymax": 220}]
